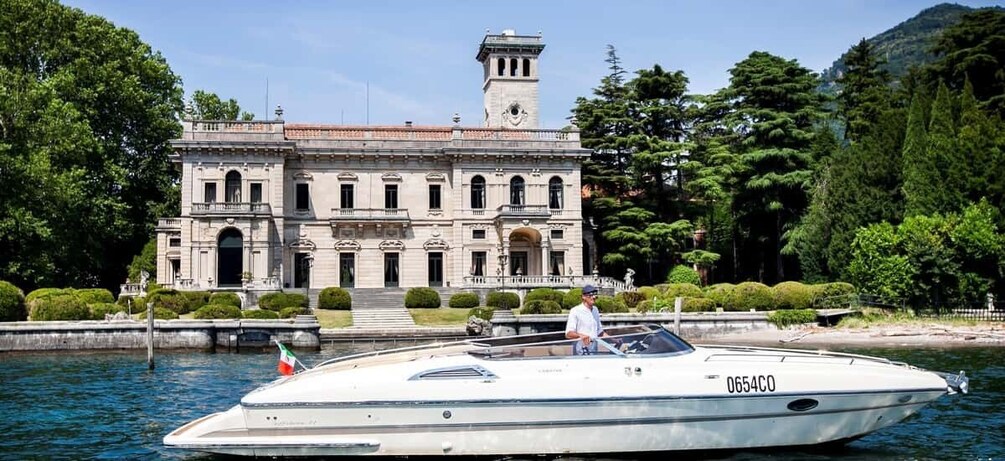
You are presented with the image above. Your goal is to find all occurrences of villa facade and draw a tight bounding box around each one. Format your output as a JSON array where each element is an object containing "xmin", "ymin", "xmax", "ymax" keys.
[{"xmin": 150, "ymin": 31, "xmax": 622, "ymax": 295}]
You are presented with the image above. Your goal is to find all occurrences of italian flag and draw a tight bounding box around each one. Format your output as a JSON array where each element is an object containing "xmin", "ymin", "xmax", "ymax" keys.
[{"xmin": 277, "ymin": 342, "xmax": 297, "ymax": 376}]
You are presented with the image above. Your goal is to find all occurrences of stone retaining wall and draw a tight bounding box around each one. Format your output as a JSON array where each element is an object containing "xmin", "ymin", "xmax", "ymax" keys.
[{"xmin": 0, "ymin": 318, "xmax": 321, "ymax": 352}]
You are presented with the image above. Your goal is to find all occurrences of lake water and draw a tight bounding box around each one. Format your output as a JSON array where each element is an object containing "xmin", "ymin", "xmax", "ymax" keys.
[{"xmin": 1, "ymin": 343, "xmax": 1002, "ymax": 460}]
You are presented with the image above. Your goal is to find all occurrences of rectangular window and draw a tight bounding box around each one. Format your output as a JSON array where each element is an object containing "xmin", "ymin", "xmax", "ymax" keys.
[
  {"xmin": 339, "ymin": 253, "xmax": 355, "ymax": 288},
  {"xmin": 340, "ymin": 184, "xmax": 354, "ymax": 209},
  {"xmin": 428, "ymin": 252, "xmax": 443, "ymax": 287},
  {"xmin": 471, "ymin": 251, "xmax": 486, "ymax": 277},
  {"xmin": 204, "ymin": 182, "xmax": 217, "ymax": 203},
  {"xmin": 550, "ymin": 229, "xmax": 564, "ymax": 240},
  {"xmin": 250, "ymin": 183, "xmax": 263, "ymax": 203},
  {"xmin": 385, "ymin": 184, "xmax": 398, "ymax": 209},
  {"xmin": 549, "ymin": 252, "xmax": 566, "ymax": 276},
  {"xmin": 384, "ymin": 253, "xmax": 400, "ymax": 288},
  {"xmin": 472, "ymin": 229, "xmax": 486, "ymax": 239},
  {"xmin": 295, "ymin": 183, "xmax": 309, "ymax": 211},
  {"xmin": 428, "ymin": 184, "xmax": 441, "ymax": 210},
  {"xmin": 169, "ymin": 237, "xmax": 181, "ymax": 247}
]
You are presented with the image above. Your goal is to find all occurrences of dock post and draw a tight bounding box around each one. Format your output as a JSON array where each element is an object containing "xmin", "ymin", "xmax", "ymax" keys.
[
  {"xmin": 674, "ymin": 297, "xmax": 682, "ymax": 335},
  {"xmin": 147, "ymin": 302, "xmax": 155, "ymax": 370}
]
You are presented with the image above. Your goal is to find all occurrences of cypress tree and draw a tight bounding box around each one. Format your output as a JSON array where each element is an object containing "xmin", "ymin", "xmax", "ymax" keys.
[
  {"xmin": 902, "ymin": 94, "xmax": 937, "ymax": 217},
  {"xmin": 928, "ymin": 82, "xmax": 965, "ymax": 213}
]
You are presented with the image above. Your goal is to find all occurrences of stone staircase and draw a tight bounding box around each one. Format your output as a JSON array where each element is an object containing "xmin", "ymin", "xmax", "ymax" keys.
[{"xmin": 304, "ymin": 287, "xmax": 466, "ymax": 329}]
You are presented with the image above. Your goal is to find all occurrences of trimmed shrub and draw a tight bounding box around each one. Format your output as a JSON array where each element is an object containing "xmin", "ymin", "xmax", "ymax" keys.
[
  {"xmin": 773, "ymin": 281, "xmax": 813, "ymax": 310},
  {"xmin": 318, "ymin": 287, "xmax": 352, "ymax": 310},
  {"xmin": 562, "ymin": 288, "xmax": 583, "ymax": 309},
  {"xmin": 811, "ymin": 282, "xmax": 857, "ymax": 306},
  {"xmin": 448, "ymin": 292, "xmax": 480, "ymax": 309},
  {"xmin": 524, "ymin": 288, "xmax": 564, "ymax": 306},
  {"xmin": 279, "ymin": 307, "xmax": 309, "ymax": 319},
  {"xmin": 666, "ymin": 265, "xmax": 701, "ymax": 285},
  {"xmin": 726, "ymin": 282, "xmax": 773, "ymax": 311},
  {"xmin": 637, "ymin": 286, "xmax": 660, "ymax": 300},
  {"xmin": 209, "ymin": 292, "xmax": 242, "ymax": 308},
  {"xmin": 30, "ymin": 294, "xmax": 90, "ymax": 321},
  {"xmin": 767, "ymin": 309, "xmax": 818, "ymax": 328},
  {"xmin": 615, "ymin": 291, "xmax": 646, "ymax": 309},
  {"xmin": 259, "ymin": 293, "xmax": 308, "ymax": 312},
  {"xmin": 486, "ymin": 291, "xmax": 520, "ymax": 310},
  {"xmin": 521, "ymin": 300, "xmax": 562, "ymax": 315},
  {"xmin": 636, "ymin": 299, "xmax": 655, "ymax": 314},
  {"xmin": 653, "ymin": 284, "xmax": 670, "ymax": 294},
  {"xmin": 26, "ymin": 288, "xmax": 73, "ymax": 304},
  {"xmin": 182, "ymin": 291, "xmax": 211, "ymax": 312},
  {"xmin": 243, "ymin": 309, "xmax": 280, "ymax": 320},
  {"xmin": 405, "ymin": 287, "xmax": 441, "ymax": 308},
  {"xmin": 663, "ymin": 283, "xmax": 702, "ymax": 299},
  {"xmin": 75, "ymin": 288, "xmax": 114, "ymax": 305},
  {"xmin": 89, "ymin": 303, "xmax": 126, "ymax": 319},
  {"xmin": 703, "ymin": 283, "xmax": 735, "ymax": 308},
  {"xmin": 148, "ymin": 289, "xmax": 191, "ymax": 315},
  {"xmin": 0, "ymin": 281, "xmax": 26, "ymax": 321},
  {"xmin": 140, "ymin": 307, "xmax": 179, "ymax": 320},
  {"xmin": 682, "ymin": 297, "xmax": 716, "ymax": 312},
  {"xmin": 594, "ymin": 295, "xmax": 628, "ymax": 314},
  {"xmin": 468, "ymin": 306, "xmax": 495, "ymax": 321},
  {"xmin": 193, "ymin": 304, "xmax": 242, "ymax": 319}
]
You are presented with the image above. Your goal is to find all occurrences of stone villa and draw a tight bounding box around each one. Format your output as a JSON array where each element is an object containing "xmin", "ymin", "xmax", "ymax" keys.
[{"xmin": 142, "ymin": 30, "xmax": 630, "ymax": 302}]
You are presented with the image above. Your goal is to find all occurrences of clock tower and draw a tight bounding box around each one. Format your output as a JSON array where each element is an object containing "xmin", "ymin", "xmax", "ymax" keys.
[{"xmin": 477, "ymin": 29, "xmax": 545, "ymax": 129}]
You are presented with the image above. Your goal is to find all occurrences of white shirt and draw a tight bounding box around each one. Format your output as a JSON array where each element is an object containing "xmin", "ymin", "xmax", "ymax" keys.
[{"xmin": 565, "ymin": 303, "xmax": 604, "ymax": 354}]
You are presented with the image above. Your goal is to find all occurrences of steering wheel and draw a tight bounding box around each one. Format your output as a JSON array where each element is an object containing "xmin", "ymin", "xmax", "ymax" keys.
[{"xmin": 625, "ymin": 334, "xmax": 654, "ymax": 354}]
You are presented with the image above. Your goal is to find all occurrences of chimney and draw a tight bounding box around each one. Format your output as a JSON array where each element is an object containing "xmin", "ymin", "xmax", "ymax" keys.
[{"xmin": 405, "ymin": 120, "xmax": 413, "ymax": 128}]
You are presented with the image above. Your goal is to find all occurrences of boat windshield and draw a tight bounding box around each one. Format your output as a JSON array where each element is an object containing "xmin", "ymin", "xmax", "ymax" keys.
[{"xmin": 469, "ymin": 327, "xmax": 694, "ymax": 360}]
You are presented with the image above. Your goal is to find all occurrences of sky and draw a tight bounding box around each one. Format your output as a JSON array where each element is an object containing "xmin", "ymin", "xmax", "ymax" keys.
[{"xmin": 62, "ymin": 0, "xmax": 1004, "ymax": 129}]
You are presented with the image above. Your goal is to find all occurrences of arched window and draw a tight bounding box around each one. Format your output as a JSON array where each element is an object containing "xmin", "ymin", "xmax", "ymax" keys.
[
  {"xmin": 523, "ymin": 58, "xmax": 530, "ymax": 77},
  {"xmin": 471, "ymin": 175, "xmax": 486, "ymax": 209},
  {"xmin": 497, "ymin": 58, "xmax": 505, "ymax": 76},
  {"xmin": 510, "ymin": 58, "xmax": 517, "ymax": 76},
  {"xmin": 549, "ymin": 177, "xmax": 563, "ymax": 209},
  {"xmin": 225, "ymin": 171, "xmax": 241, "ymax": 203},
  {"xmin": 510, "ymin": 176, "xmax": 525, "ymax": 206}
]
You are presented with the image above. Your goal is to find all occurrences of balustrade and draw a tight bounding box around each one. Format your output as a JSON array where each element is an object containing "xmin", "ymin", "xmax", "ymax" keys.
[{"xmin": 191, "ymin": 202, "xmax": 272, "ymax": 215}]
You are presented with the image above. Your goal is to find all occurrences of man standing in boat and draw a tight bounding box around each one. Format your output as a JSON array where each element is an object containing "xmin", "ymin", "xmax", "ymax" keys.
[{"xmin": 565, "ymin": 284, "xmax": 609, "ymax": 354}]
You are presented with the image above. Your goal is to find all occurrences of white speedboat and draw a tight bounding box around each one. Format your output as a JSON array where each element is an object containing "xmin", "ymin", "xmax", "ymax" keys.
[{"xmin": 164, "ymin": 325, "xmax": 968, "ymax": 457}]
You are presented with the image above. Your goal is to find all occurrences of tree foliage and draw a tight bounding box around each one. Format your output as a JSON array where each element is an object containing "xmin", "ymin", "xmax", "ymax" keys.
[
  {"xmin": 189, "ymin": 90, "xmax": 254, "ymax": 121},
  {"xmin": 0, "ymin": 0, "xmax": 183, "ymax": 292}
]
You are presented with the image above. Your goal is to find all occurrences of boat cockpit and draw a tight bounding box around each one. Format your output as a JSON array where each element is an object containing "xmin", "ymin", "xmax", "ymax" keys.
[{"xmin": 468, "ymin": 325, "xmax": 694, "ymax": 360}]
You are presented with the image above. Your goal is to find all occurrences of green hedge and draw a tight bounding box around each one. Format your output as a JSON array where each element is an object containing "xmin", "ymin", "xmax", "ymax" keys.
[
  {"xmin": 243, "ymin": 309, "xmax": 280, "ymax": 319},
  {"xmin": 318, "ymin": 287, "xmax": 352, "ymax": 310},
  {"xmin": 615, "ymin": 291, "xmax": 646, "ymax": 309},
  {"xmin": 89, "ymin": 303, "xmax": 126, "ymax": 319},
  {"xmin": 259, "ymin": 293, "xmax": 308, "ymax": 311},
  {"xmin": 486, "ymin": 291, "xmax": 519, "ymax": 309},
  {"xmin": 767, "ymin": 309, "xmax": 818, "ymax": 328},
  {"xmin": 30, "ymin": 294, "xmax": 90, "ymax": 321},
  {"xmin": 0, "ymin": 281, "xmax": 26, "ymax": 321},
  {"xmin": 140, "ymin": 307, "xmax": 180, "ymax": 320},
  {"xmin": 811, "ymin": 282, "xmax": 857, "ymax": 306},
  {"xmin": 405, "ymin": 287, "xmax": 441, "ymax": 308},
  {"xmin": 682, "ymin": 297, "xmax": 717, "ymax": 312},
  {"xmin": 773, "ymin": 281, "xmax": 813, "ymax": 310},
  {"xmin": 468, "ymin": 306, "xmax": 495, "ymax": 321},
  {"xmin": 594, "ymin": 295, "xmax": 628, "ymax": 314},
  {"xmin": 448, "ymin": 292, "xmax": 480, "ymax": 308},
  {"xmin": 703, "ymin": 283, "xmax": 735, "ymax": 308},
  {"xmin": 666, "ymin": 265, "xmax": 701, "ymax": 285},
  {"xmin": 279, "ymin": 307, "xmax": 309, "ymax": 319},
  {"xmin": 524, "ymin": 288, "xmax": 564, "ymax": 306},
  {"xmin": 521, "ymin": 300, "xmax": 562, "ymax": 315},
  {"xmin": 663, "ymin": 283, "xmax": 703, "ymax": 299},
  {"xmin": 637, "ymin": 286, "xmax": 660, "ymax": 300},
  {"xmin": 562, "ymin": 288, "xmax": 583, "ymax": 309},
  {"xmin": 193, "ymin": 304, "xmax": 242, "ymax": 319},
  {"xmin": 182, "ymin": 291, "xmax": 211, "ymax": 312},
  {"xmin": 636, "ymin": 299, "xmax": 655, "ymax": 313},
  {"xmin": 75, "ymin": 288, "xmax": 114, "ymax": 305},
  {"xmin": 148, "ymin": 289, "xmax": 191, "ymax": 315},
  {"xmin": 26, "ymin": 288, "xmax": 73, "ymax": 304},
  {"xmin": 726, "ymin": 282, "xmax": 773, "ymax": 311},
  {"xmin": 209, "ymin": 292, "xmax": 242, "ymax": 308}
]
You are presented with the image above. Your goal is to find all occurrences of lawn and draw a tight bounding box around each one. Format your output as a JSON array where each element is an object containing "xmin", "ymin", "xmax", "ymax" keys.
[
  {"xmin": 408, "ymin": 308, "xmax": 473, "ymax": 326},
  {"xmin": 313, "ymin": 309, "xmax": 354, "ymax": 328}
]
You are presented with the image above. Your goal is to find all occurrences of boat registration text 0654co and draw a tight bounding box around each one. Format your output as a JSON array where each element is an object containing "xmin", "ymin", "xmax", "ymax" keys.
[{"xmin": 726, "ymin": 375, "xmax": 776, "ymax": 393}]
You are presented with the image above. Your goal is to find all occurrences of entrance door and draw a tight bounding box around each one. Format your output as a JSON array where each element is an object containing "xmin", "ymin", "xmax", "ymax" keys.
[
  {"xmin": 510, "ymin": 251, "xmax": 528, "ymax": 276},
  {"xmin": 294, "ymin": 253, "xmax": 311, "ymax": 288},
  {"xmin": 384, "ymin": 253, "xmax": 399, "ymax": 288},
  {"xmin": 428, "ymin": 252, "xmax": 443, "ymax": 287},
  {"xmin": 339, "ymin": 253, "xmax": 355, "ymax": 288},
  {"xmin": 217, "ymin": 229, "xmax": 243, "ymax": 286}
]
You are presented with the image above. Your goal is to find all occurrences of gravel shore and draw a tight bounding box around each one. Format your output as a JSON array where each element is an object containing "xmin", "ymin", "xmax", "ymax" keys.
[{"xmin": 699, "ymin": 323, "xmax": 1005, "ymax": 348}]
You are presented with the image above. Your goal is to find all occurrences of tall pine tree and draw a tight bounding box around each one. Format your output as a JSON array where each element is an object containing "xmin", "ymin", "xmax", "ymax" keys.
[
  {"xmin": 902, "ymin": 94, "xmax": 938, "ymax": 217},
  {"xmin": 837, "ymin": 38, "xmax": 892, "ymax": 143}
]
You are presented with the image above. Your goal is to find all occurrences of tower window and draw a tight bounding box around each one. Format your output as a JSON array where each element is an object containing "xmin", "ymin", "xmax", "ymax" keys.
[
  {"xmin": 549, "ymin": 176, "xmax": 564, "ymax": 209},
  {"xmin": 497, "ymin": 58, "xmax": 505, "ymax": 76},
  {"xmin": 510, "ymin": 58, "xmax": 517, "ymax": 76},
  {"xmin": 471, "ymin": 175, "xmax": 486, "ymax": 209},
  {"xmin": 295, "ymin": 183, "xmax": 309, "ymax": 211},
  {"xmin": 510, "ymin": 176, "xmax": 525, "ymax": 206},
  {"xmin": 523, "ymin": 58, "xmax": 530, "ymax": 77}
]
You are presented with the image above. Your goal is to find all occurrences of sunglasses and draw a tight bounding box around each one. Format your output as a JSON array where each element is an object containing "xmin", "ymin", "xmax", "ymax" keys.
[{"xmin": 584, "ymin": 293, "xmax": 598, "ymax": 298}]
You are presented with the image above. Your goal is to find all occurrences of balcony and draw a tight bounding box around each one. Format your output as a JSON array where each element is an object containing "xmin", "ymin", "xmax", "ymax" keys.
[
  {"xmin": 329, "ymin": 208, "xmax": 411, "ymax": 225},
  {"xmin": 156, "ymin": 218, "xmax": 181, "ymax": 230},
  {"xmin": 496, "ymin": 204, "xmax": 552, "ymax": 218},
  {"xmin": 462, "ymin": 275, "xmax": 631, "ymax": 293},
  {"xmin": 190, "ymin": 202, "xmax": 273, "ymax": 217}
]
